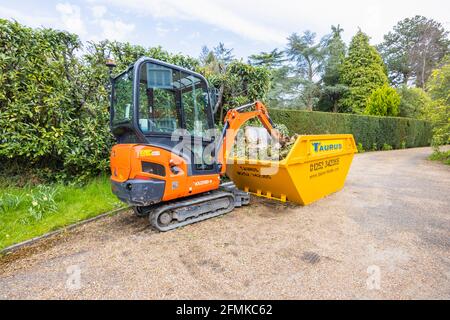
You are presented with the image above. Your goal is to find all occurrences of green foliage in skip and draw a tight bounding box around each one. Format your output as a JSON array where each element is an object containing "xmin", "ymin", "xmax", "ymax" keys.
[
  {"xmin": 365, "ymin": 85, "xmax": 400, "ymax": 116},
  {"xmin": 269, "ymin": 109, "xmax": 432, "ymax": 151},
  {"xmin": 340, "ymin": 31, "xmax": 389, "ymax": 114}
]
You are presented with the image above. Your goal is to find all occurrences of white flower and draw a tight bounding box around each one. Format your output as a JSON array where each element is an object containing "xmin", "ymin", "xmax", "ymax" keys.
[{"xmin": 32, "ymin": 201, "xmax": 38, "ymax": 206}]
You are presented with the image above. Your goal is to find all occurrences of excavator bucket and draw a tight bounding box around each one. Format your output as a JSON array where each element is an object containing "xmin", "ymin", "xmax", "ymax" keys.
[{"xmin": 226, "ymin": 134, "xmax": 357, "ymax": 205}]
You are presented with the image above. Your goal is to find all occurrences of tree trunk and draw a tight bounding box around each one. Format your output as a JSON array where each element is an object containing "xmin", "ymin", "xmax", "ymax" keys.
[
  {"xmin": 420, "ymin": 54, "xmax": 427, "ymax": 89},
  {"xmin": 213, "ymin": 84, "xmax": 224, "ymax": 114}
]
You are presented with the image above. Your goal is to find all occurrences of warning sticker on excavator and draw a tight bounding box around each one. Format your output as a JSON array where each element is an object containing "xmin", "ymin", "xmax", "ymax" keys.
[{"xmin": 139, "ymin": 149, "xmax": 160, "ymax": 157}]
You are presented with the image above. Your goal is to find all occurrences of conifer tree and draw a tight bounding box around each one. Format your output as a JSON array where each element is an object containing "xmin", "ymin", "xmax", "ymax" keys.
[{"xmin": 341, "ymin": 30, "xmax": 388, "ymax": 113}]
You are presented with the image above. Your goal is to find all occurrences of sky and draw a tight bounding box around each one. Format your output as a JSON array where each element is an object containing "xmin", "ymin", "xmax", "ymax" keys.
[{"xmin": 1, "ymin": 0, "xmax": 449, "ymax": 60}]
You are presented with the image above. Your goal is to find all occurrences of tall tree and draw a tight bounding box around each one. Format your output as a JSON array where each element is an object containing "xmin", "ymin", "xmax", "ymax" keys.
[
  {"xmin": 286, "ymin": 31, "xmax": 324, "ymax": 110},
  {"xmin": 248, "ymin": 49, "xmax": 293, "ymax": 109},
  {"xmin": 248, "ymin": 49, "xmax": 285, "ymax": 69},
  {"xmin": 199, "ymin": 43, "xmax": 235, "ymax": 118},
  {"xmin": 318, "ymin": 25, "xmax": 348, "ymax": 112},
  {"xmin": 378, "ymin": 16, "xmax": 450, "ymax": 88},
  {"xmin": 341, "ymin": 30, "xmax": 388, "ymax": 113}
]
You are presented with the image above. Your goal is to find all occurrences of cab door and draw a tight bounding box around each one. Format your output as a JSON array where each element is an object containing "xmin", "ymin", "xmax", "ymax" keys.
[
  {"xmin": 178, "ymin": 70, "xmax": 218, "ymax": 176},
  {"xmin": 134, "ymin": 59, "xmax": 219, "ymax": 176}
]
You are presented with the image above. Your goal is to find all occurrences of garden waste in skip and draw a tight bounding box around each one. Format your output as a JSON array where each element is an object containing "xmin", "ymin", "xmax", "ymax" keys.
[{"xmin": 226, "ymin": 134, "xmax": 357, "ymax": 205}]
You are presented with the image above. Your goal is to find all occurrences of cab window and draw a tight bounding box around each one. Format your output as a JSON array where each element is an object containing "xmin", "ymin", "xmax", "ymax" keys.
[
  {"xmin": 138, "ymin": 63, "xmax": 180, "ymax": 133},
  {"xmin": 180, "ymin": 71, "xmax": 209, "ymax": 136},
  {"xmin": 112, "ymin": 69, "xmax": 133, "ymax": 125},
  {"xmin": 138, "ymin": 62, "xmax": 211, "ymax": 136}
]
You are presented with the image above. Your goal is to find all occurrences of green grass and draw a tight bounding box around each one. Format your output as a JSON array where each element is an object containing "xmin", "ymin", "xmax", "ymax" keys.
[
  {"xmin": 0, "ymin": 175, "xmax": 125, "ymax": 251},
  {"xmin": 429, "ymin": 149, "xmax": 450, "ymax": 165}
]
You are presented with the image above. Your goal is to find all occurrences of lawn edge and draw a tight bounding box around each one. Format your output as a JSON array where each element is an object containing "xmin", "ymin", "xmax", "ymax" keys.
[{"xmin": 1, "ymin": 206, "xmax": 130, "ymax": 254}]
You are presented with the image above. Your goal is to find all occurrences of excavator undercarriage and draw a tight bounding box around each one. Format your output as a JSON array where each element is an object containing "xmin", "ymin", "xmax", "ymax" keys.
[{"xmin": 133, "ymin": 182, "xmax": 249, "ymax": 231}]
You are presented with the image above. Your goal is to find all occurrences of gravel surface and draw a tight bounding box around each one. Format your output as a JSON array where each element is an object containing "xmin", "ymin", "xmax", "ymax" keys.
[{"xmin": 1, "ymin": 147, "xmax": 449, "ymax": 299}]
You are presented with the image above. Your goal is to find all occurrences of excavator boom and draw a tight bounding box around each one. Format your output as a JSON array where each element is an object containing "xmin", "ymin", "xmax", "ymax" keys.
[{"xmin": 216, "ymin": 101, "xmax": 282, "ymax": 174}]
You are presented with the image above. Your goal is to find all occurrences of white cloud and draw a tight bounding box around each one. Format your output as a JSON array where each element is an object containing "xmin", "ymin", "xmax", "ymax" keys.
[
  {"xmin": 1, "ymin": 3, "xmax": 135, "ymax": 43},
  {"xmin": 188, "ymin": 31, "xmax": 200, "ymax": 39},
  {"xmin": 87, "ymin": 0, "xmax": 286, "ymax": 44},
  {"xmin": 87, "ymin": 0, "xmax": 450, "ymax": 45},
  {"xmin": 0, "ymin": 5, "xmax": 56, "ymax": 27},
  {"xmin": 97, "ymin": 19, "xmax": 135, "ymax": 41},
  {"xmin": 91, "ymin": 5, "xmax": 107, "ymax": 19},
  {"xmin": 155, "ymin": 22, "xmax": 170, "ymax": 37},
  {"xmin": 56, "ymin": 2, "xmax": 86, "ymax": 36}
]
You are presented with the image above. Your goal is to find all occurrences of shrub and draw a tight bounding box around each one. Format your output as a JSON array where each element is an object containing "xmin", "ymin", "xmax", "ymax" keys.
[
  {"xmin": 422, "ymin": 57, "xmax": 450, "ymax": 150},
  {"xmin": 372, "ymin": 143, "xmax": 378, "ymax": 151},
  {"xmin": 365, "ymin": 85, "xmax": 400, "ymax": 116},
  {"xmin": 429, "ymin": 150, "xmax": 450, "ymax": 165},
  {"xmin": 396, "ymin": 86, "xmax": 431, "ymax": 118},
  {"xmin": 0, "ymin": 19, "xmax": 112, "ymax": 184},
  {"xmin": 382, "ymin": 143, "xmax": 393, "ymax": 151},
  {"xmin": 356, "ymin": 143, "xmax": 365, "ymax": 153}
]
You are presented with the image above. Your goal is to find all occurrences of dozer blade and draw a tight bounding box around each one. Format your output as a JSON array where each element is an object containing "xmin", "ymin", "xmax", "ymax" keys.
[{"xmin": 226, "ymin": 134, "xmax": 357, "ymax": 205}]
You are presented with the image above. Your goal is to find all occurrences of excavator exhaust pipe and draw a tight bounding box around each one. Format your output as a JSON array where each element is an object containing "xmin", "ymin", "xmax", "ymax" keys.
[{"xmin": 226, "ymin": 134, "xmax": 357, "ymax": 205}]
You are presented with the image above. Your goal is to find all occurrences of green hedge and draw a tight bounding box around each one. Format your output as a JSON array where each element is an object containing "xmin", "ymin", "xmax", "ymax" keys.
[{"xmin": 269, "ymin": 109, "xmax": 432, "ymax": 150}]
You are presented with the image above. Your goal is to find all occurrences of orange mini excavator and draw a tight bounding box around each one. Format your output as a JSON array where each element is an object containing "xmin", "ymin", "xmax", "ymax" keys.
[{"xmin": 108, "ymin": 57, "xmax": 281, "ymax": 231}]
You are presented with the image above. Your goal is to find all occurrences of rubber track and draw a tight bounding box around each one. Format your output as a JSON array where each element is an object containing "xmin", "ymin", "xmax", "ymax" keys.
[{"xmin": 149, "ymin": 191, "xmax": 235, "ymax": 231}]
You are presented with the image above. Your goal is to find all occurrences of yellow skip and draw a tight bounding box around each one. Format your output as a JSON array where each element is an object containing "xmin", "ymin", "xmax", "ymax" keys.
[{"xmin": 226, "ymin": 134, "xmax": 357, "ymax": 205}]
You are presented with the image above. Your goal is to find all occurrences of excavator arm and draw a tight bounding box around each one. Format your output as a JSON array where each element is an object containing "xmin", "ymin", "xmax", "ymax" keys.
[{"xmin": 216, "ymin": 101, "xmax": 281, "ymax": 174}]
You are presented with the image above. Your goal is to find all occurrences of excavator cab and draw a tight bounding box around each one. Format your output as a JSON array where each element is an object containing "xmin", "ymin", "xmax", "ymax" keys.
[{"xmin": 110, "ymin": 57, "xmax": 220, "ymax": 176}]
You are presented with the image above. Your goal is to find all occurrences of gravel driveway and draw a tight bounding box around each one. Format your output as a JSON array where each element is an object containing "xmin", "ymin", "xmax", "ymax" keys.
[{"xmin": 1, "ymin": 147, "xmax": 449, "ymax": 299}]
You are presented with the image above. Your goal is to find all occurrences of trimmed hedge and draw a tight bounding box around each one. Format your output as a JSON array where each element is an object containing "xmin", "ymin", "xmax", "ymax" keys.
[{"xmin": 269, "ymin": 109, "xmax": 432, "ymax": 150}]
